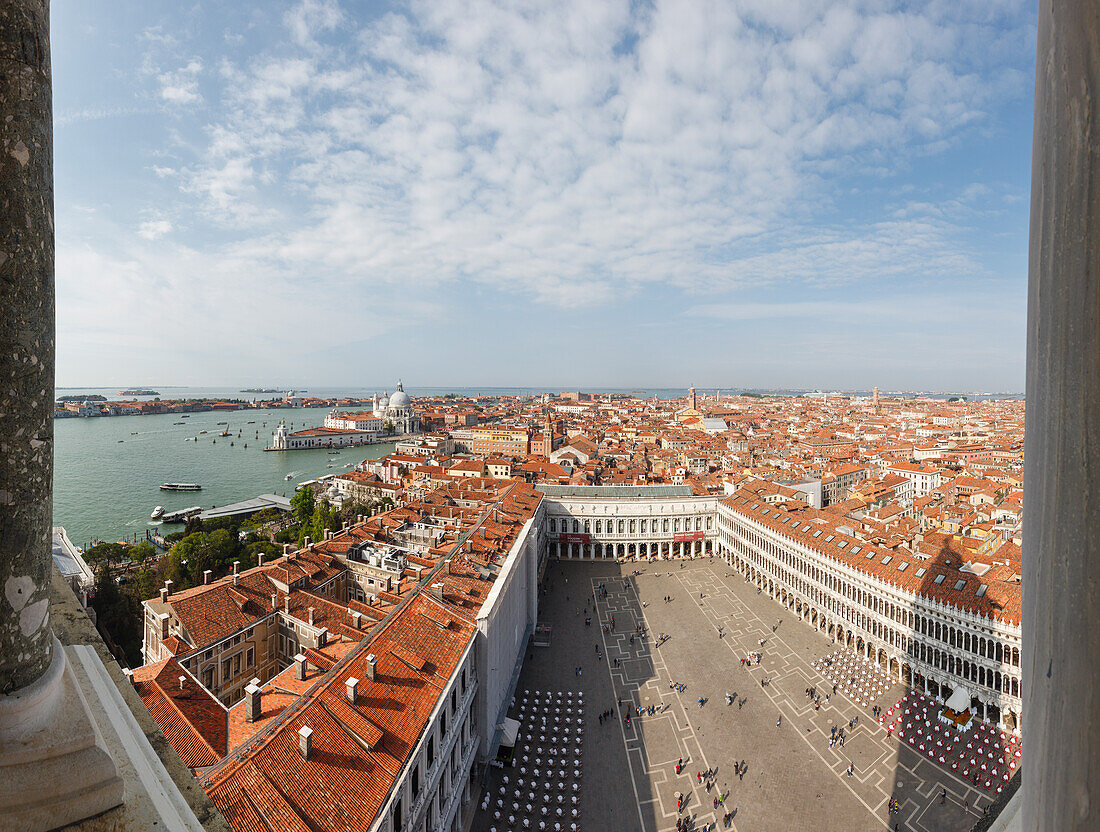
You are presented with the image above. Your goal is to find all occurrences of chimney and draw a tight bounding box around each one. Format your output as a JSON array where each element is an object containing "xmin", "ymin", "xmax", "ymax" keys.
[
  {"xmin": 304, "ymin": 536, "xmax": 311, "ymax": 548},
  {"xmin": 271, "ymin": 593, "xmax": 278, "ymax": 611},
  {"xmin": 178, "ymin": 675, "xmax": 186, "ymax": 691},
  {"xmin": 430, "ymin": 582, "xmax": 444, "ymax": 602},
  {"xmin": 158, "ymin": 612, "xmax": 169, "ymax": 639},
  {"xmin": 122, "ymin": 668, "xmax": 134, "ymax": 685},
  {"xmin": 308, "ymin": 606, "xmax": 315, "ymax": 626},
  {"xmin": 258, "ymin": 553, "xmax": 265, "ymax": 567},
  {"xmin": 298, "ymin": 725, "xmax": 313, "ymax": 760},
  {"xmin": 283, "ymin": 543, "xmax": 290, "ymax": 556},
  {"xmin": 245, "ymin": 684, "xmax": 261, "ymax": 722},
  {"xmin": 203, "ymin": 569, "xmax": 212, "ymax": 585},
  {"xmin": 345, "ymin": 677, "xmax": 359, "ymax": 705},
  {"xmin": 233, "ymin": 560, "xmax": 240, "ymax": 576},
  {"xmin": 284, "ymin": 596, "xmax": 291, "ymax": 614},
  {"xmin": 294, "ymin": 653, "xmax": 307, "ymax": 681},
  {"xmin": 365, "ymin": 654, "xmax": 377, "ymax": 681},
  {"xmin": 160, "ymin": 587, "xmax": 168, "ymax": 603},
  {"xmin": 165, "ymin": 579, "xmax": 173, "ymax": 596},
  {"xmin": 351, "ymin": 610, "xmax": 362, "ymax": 629}
]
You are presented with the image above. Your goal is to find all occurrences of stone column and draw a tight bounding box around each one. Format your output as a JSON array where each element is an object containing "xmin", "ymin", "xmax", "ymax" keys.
[
  {"xmin": 1024, "ymin": 3, "xmax": 1100, "ymax": 829},
  {"xmin": 0, "ymin": 4, "xmax": 123, "ymax": 828},
  {"xmin": 0, "ymin": 0, "xmax": 53, "ymax": 696}
]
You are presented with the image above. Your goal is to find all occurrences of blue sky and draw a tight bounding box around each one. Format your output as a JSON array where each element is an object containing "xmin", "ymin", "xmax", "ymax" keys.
[{"xmin": 52, "ymin": 0, "xmax": 1036, "ymax": 392}]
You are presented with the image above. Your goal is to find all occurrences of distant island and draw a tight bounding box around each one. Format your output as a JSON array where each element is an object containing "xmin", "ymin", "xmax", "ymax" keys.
[
  {"xmin": 119, "ymin": 389, "xmax": 160, "ymax": 396},
  {"xmin": 240, "ymin": 388, "xmax": 283, "ymax": 393},
  {"xmin": 57, "ymin": 394, "xmax": 106, "ymax": 402}
]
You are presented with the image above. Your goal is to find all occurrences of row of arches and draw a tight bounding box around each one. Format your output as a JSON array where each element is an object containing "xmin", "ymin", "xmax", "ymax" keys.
[
  {"xmin": 720, "ymin": 517, "xmax": 1021, "ymax": 736},
  {"xmin": 552, "ymin": 538, "xmax": 713, "ymax": 560}
]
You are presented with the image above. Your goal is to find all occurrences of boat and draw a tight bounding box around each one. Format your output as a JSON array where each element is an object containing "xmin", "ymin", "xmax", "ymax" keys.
[
  {"xmin": 130, "ymin": 431, "xmax": 138, "ymax": 435},
  {"xmin": 150, "ymin": 506, "xmax": 165, "ymax": 520},
  {"xmin": 161, "ymin": 506, "xmax": 202, "ymax": 523},
  {"xmin": 199, "ymin": 430, "xmax": 208, "ymax": 434},
  {"xmin": 216, "ymin": 422, "xmax": 227, "ymax": 425},
  {"xmin": 219, "ymin": 428, "xmax": 231, "ymax": 437},
  {"xmin": 181, "ymin": 415, "xmax": 190, "ymax": 418},
  {"xmin": 174, "ymin": 422, "xmax": 185, "ymax": 425},
  {"xmin": 285, "ymin": 473, "xmax": 293, "ymax": 480},
  {"xmin": 160, "ymin": 482, "xmax": 202, "ymax": 492}
]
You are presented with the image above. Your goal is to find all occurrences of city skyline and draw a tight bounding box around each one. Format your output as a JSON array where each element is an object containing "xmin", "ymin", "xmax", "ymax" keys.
[{"xmin": 54, "ymin": 0, "xmax": 1035, "ymax": 389}]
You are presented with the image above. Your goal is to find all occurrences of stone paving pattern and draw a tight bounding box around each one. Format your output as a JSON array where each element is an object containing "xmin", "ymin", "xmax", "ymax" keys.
[{"xmin": 474, "ymin": 558, "xmax": 992, "ymax": 832}]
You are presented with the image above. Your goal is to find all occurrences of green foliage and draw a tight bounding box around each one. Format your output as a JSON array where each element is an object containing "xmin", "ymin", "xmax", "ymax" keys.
[
  {"xmin": 291, "ymin": 485, "xmax": 315, "ymax": 525},
  {"xmin": 91, "ymin": 563, "xmax": 142, "ymax": 667},
  {"xmin": 299, "ymin": 500, "xmax": 340, "ymax": 547},
  {"xmin": 128, "ymin": 541, "xmax": 156, "ymax": 563},
  {"xmin": 85, "ymin": 542, "xmax": 128, "ymax": 565}
]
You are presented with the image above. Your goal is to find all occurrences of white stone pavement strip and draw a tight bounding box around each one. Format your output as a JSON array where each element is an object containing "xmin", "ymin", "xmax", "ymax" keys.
[{"xmin": 592, "ymin": 575, "xmax": 727, "ymax": 832}]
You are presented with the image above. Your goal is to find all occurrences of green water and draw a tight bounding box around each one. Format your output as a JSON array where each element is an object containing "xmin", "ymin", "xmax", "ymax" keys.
[{"xmin": 53, "ymin": 406, "xmax": 395, "ymax": 549}]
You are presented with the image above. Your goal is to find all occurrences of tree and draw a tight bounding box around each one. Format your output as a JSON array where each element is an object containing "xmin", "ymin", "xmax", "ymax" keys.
[
  {"xmin": 291, "ymin": 484, "xmax": 315, "ymax": 525},
  {"xmin": 128, "ymin": 540, "xmax": 156, "ymax": 563},
  {"xmin": 85, "ymin": 541, "xmax": 126, "ymax": 566},
  {"xmin": 300, "ymin": 501, "xmax": 340, "ymax": 547},
  {"xmin": 383, "ymin": 419, "xmax": 395, "ymax": 433}
]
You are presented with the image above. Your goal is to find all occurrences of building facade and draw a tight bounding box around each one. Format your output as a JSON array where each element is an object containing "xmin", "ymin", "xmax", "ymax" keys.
[
  {"xmin": 539, "ymin": 484, "xmax": 718, "ymax": 560},
  {"xmin": 714, "ymin": 486, "xmax": 1022, "ymax": 734}
]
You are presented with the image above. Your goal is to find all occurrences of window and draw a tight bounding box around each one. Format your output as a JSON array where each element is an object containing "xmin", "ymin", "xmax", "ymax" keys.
[
  {"xmin": 427, "ymin": 736, "xmax": 435, "ymax": 765},
  {"xmin": 246, "ymin": 647, "xmax": 254, "ymax": 668},
  {"xmin": 824, "ymin": 535, "xmax": 834, "ymax": 542},
  {"xmin": 955, "ymin": 579, "xmax": 967, "ymax": 591},
  {"xmin": 812, "ymin": 530, "xmax": 822, "ymax": 538},
  {"xmin": 881, "ymin": 555, "xmax": 892, "ymax": 566},
  {"xmin": 411, "ymin": 765, "xmax": 420, "ymax": 798},
  {"xmin": 222, "ymin": 658, "xmax": 232, "ymax": 681},
  {"xmin": 933, "ymin": 574, "xmax": 946, "ymax": 585},
  {"xmin": 898, "ymin": 562, "xmax": 909, "ymax": 571},
  {"xmin": 915, "ymin": 567, "xmax": 927, "ymax": 578},
  {"xmin": 451, "ymin": 688, "xmax": 458, "ymax": 713}
]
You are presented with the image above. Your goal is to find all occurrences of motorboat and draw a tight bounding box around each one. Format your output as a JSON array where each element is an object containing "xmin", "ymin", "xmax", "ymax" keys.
[
  {"xmin": 150, "ymin": 506, "xmax": 165, "ymax": 520},
  {"xmin": 285, "ymin": 473, "xmax": 293, "ymax": 480},
  {"xmin": 161, "ymin": 482, "xmax": 202, "ymax": 492}
]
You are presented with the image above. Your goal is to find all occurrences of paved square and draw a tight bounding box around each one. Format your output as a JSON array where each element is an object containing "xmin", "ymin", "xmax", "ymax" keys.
[{"xmin": 473, "ymin": 559, "xmax": 994, "ymax": 832}]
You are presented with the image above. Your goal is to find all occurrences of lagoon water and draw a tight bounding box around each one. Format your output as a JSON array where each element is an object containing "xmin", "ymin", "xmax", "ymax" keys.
[{"xmin": 53, "ymin": 405, "xmax": 395, "ymax": 549}]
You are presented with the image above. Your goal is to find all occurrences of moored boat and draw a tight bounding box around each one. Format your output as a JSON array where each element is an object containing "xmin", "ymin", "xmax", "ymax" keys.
[{"xmin": 150, "ymin": 506, "xmax": 165, "ymax": 520}]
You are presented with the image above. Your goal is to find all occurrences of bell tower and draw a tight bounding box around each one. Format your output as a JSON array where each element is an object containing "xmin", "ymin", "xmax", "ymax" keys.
[{"xmin": 542, "ymin": 411, "xmax": 553, "ymax": 457}]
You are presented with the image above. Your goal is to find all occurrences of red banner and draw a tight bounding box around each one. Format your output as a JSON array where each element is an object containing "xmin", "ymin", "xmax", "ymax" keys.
[
  {"xmin": 674, "ymin": 531, "xmax": 704, "ymax": 542},
  {"xmin": 559, "ymin": 533, "xmax": 591, "ymax": 543}
]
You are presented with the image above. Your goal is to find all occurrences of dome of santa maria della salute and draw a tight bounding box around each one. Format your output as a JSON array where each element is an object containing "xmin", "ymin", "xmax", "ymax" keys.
[{"xmin": 388, "ymin": 380, "xmax": 411, "ymax": 410}]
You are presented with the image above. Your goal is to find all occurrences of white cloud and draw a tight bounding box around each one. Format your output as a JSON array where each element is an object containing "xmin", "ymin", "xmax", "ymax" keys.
[
  {"xmin": 137, "ymin": 219, "xmax": 173, "ymax": 240},
  {"xmin": 158, "ymin": 0, "xmax": 1028, "ymax": 309},
  {"xmin": 55, "ymin": 0, "xmax": 1032, "ymax": 387},
  {"xmin": 158, "ymin": 58, "xmax": 204, "ymax": 106}
]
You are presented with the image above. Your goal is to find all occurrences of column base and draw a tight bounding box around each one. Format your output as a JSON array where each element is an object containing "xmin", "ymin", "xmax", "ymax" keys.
[{"xmin": 0, "ymin": 635, "xmax": 124, "ymax": 831}]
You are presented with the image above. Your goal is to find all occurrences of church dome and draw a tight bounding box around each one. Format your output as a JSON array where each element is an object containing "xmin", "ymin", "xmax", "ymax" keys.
[{"xmin": 388, "ymin": 381, "xmax": 411, "ymax": 410}]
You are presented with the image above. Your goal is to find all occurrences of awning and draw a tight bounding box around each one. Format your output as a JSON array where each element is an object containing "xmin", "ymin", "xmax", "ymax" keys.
[
  {"xmin": 945, "ymin": 686, "xmax": 971, "ymax": 713},
  {"xmin": 500, "ymin": 717, "xmax": 521, "ymax": 747}
]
